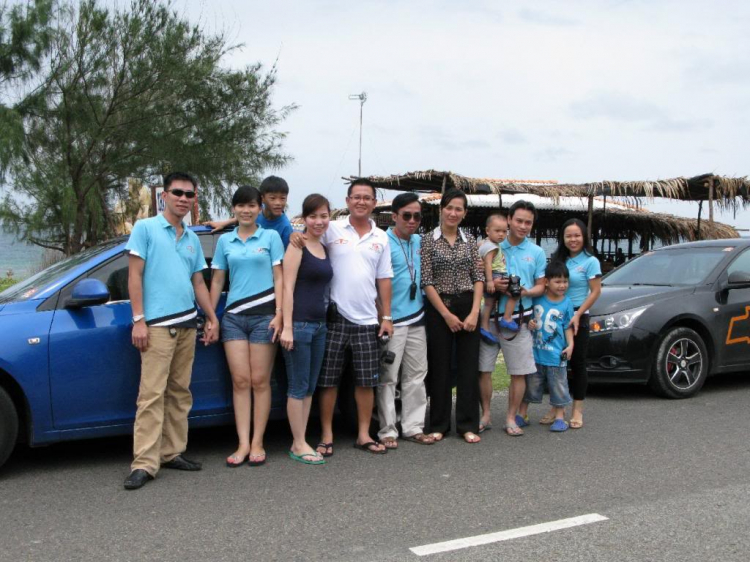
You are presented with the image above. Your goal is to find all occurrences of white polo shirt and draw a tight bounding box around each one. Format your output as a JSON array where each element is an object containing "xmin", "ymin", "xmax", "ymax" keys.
[{"xmin": 323, "ymin": 217, "xmax": 393, "ymax": 325}]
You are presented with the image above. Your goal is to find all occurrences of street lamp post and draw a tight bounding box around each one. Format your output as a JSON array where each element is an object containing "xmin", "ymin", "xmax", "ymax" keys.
[{"xmin": 348, "ymin": 92, "xmax": 367, "ymax": 177}]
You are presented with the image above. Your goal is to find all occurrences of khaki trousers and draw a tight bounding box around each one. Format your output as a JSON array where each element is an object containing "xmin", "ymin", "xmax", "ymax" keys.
[{"xmin": 131, "ymin": 327, "xmax": 196, "ymax": 475}]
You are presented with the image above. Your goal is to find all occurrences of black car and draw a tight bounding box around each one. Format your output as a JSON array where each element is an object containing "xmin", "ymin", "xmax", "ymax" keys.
[{"xmin": 587, "ymin": 238, "xmax": 750, "ymax": 398}]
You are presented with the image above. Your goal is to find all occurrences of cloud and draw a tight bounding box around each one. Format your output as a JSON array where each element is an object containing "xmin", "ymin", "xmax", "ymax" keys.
[
  {"xmin": 534, "ymin": 147, "xmax": 575, "ymax": 163},
  {"xmin": 518, "ymin": 8, "xmax": 579, "ymax": 26},
  {"xmin": 496, "ymin": 128, "xmax": 528, "ymax": 144},
  {"xmin": 418, "ymin": 126, "xmax": 491, "ymax": 151},
  {"xmin": 570, "ymin": 92, "xmax": 712, "ymax": 132}
]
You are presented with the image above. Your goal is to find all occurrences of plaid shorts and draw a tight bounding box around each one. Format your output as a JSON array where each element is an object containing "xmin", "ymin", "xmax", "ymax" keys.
[{"xmin": 318, "ymin": 314, "xmax": 380, "ymax": 388}]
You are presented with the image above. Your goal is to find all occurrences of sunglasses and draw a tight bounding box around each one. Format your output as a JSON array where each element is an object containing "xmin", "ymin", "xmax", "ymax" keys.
[
  {"xmin": 168, "ymin": 189, "xmax": 196, "ymax": 199},
  {"xmin": 399, "ymin": 211, "xmax": 422, "ymax": 222}
]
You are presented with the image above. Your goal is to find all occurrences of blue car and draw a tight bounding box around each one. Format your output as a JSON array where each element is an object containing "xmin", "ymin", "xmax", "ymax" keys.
[{"xmin": 0, "ymin": 227, "xmax": 297, "ymax": 468}]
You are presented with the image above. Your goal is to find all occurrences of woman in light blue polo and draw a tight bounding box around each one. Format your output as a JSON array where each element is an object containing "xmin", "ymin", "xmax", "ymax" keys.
[
  {"xmin": 549, "ymin": 218, "xmax": 602, "ymax": 429},
  {"xmin": 209, "ymin": 186, "xmax": 284, "ymax": 467}
]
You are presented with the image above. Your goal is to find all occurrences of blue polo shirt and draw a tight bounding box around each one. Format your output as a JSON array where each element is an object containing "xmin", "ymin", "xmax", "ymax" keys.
[
  {"xmin": 499, "ymin": 237, "xmax": 547, "ymax": 315},
  {"xmin": 212, "ymin": 226, "xmax": 284, "ymax": 315},
  {"xmin": 531, "ymin": 295, "xmax": 574, "ymax": 367},
  {"xmin": 566, "ymin": 252, "xmax": 602, "ymax": 309},
  {"xmin": 125, "ymin": 215, "xmax": 207, "ymax": 327},
  {"xmin": 257, "ymin": 212, "xmax": 293, "ymax": 249},
  {"xmin": 387, "ymin": 228, "xmax": 424, "ymax": 326}
]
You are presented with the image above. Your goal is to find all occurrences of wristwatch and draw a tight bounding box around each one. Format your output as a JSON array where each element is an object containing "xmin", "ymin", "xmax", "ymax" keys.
[
  {"xmin": 381, "ymin": 316, "xmax": 393, "ymax": 321},
  {"xmin": 132, "ymin": 314, "xmax": 145, "ymax": 324}
]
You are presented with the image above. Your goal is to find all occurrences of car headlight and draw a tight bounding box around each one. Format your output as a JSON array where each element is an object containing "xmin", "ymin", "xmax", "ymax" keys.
[{"xmin": 590, "ymin": 305, "xmax": 650, "ymax": 333}]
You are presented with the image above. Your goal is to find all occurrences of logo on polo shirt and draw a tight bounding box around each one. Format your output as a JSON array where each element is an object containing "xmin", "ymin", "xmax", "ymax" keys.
[
  {"xmin": 186, "ymin": 245, "xmax": 195, "ymax": 254},
  {"xmin": 255, "ymin": 247, "xmax": 270, "ymax": 254},
  {"xmin": 369, "ymin": 243, "xmax": 383, "ymax": 253},
  {"xmin": 521, "ymin": 256, "xmax": 534, "ymax": 263},
  {"xmin": 575, "ymin": 265, "xmax": 586, "ymax": 273},
  {"xmin": 333, "ymin": 238, "xmax": 349, "ymax": 245}
]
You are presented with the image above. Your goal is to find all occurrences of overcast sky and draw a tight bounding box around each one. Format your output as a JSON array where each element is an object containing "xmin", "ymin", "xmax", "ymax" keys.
[{"xmin": 182, "ymin": 0, "xmax": 749, "ymax": 231}]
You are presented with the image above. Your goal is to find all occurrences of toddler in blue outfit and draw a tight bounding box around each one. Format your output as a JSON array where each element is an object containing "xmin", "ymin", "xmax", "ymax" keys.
[{"xmin": 526, "ymin": 261, "xmax": 575, "ymax": 432}]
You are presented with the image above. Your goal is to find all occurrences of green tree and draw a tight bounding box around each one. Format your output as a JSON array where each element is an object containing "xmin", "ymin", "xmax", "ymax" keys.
[{"xmin": 1, "ymin": 0, "xmax": 294, "ymax": 254}]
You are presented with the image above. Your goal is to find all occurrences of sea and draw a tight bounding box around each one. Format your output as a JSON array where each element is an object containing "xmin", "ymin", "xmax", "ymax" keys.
[{"xmin": 0, "ymin": 230, "xmax": 46, "ymax": 280}]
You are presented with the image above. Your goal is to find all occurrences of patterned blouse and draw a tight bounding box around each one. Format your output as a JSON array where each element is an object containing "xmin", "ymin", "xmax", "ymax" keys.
[{"xmin": 421, "ymin": 227, "xmax": 484, "ymax": 295}]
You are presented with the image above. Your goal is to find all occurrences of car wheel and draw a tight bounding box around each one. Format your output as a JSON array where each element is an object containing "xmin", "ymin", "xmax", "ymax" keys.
[
  {"xmin": 0, "ymin": 387, "xmax": 19, "ymax": 468},
  {"xmin": 649, "ymin": 327, "xmax": 709, "ymax": 399}
]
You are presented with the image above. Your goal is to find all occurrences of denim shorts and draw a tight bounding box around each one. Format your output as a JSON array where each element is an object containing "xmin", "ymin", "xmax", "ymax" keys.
[
  {"xmin": 221, "ymin": 313, "xmax": 276, "ymax": 344},
  {"xmin": 282, "ymin": 321, "xmax": 327, "ymax": 399},
  {"xmin": 525, "ymin": 363, "xmax": 572, "ymax": 407},
  {"xmin": 483, "ymin": 272, "xmax": 506, "ymax": 299}
]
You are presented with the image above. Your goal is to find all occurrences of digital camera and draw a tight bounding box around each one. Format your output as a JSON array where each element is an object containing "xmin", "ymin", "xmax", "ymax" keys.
[
  {"xmin": 508, "ymin": 275, "xmax": 522, "ymax": 299},
  {"xmin": 379, "ymin": 334, "xmax": 396, "ymax": 365}
]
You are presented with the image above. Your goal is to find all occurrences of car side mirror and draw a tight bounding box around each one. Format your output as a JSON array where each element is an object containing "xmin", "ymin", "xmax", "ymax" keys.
[
  {"xmin": 727, "ymin": 271, "xmax": 750, "ymax": 290},
  {"xmin": 66, "ymin": 279, "xmax": 110, "ymax": 308}
]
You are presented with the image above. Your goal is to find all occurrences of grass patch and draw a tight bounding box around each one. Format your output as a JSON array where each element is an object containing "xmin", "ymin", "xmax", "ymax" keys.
[
  {"xmin": 492, "ymin": 359, "xmax": 510, "ymax": 392},
  {"xmin": 0, "ymin": 277, "xmax": 16, "ymax": 292}
]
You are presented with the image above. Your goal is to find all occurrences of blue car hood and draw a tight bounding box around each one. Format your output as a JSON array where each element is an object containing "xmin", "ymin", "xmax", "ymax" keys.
[{"xmin": 591, "ymin": 285, "xmax": 695, "ymax": 315}]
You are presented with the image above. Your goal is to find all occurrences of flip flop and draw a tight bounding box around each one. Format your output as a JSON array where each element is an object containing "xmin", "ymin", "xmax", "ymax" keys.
[
  {"xmin": 504, "ymin": 424, "xmax": 524, "ymax": 436},
  {"xmin": 316, "ymin": 442, "xmax": 334, "ymax": 458},
  {"xmin": 226, "ymin": 453, "xmax": 248, "ymax": 468},
  {"xmin": 539, "ymin": 413, "xmax": 556, "ymax": 425},
  {"xmin": 463, "ymin": 432, "xmax": 481, "ymax": 444},
  {"xmin": 515, "ymin": 414, "xmax": 529, "ymax": 428},
  {"xmin": 403, "ymin": 433, "xmax": 435, "ymax": 445},
  {"xmin": 288, "ymin": 450, "xmax": 325, "ymax": 465},
  {"xmin": 478, "ymin": 422, "xmax": 492, "ymax": 434},
  {"xmin": 569, "ymin": 419, "xmax": 583, "ymax": 429},
  {"xmin": 427, "ymin": 432, "xmax": 444, "ymax": 442},
  {"xmin": 380, "ymin": 437, "xmax": 398, "ymax": 449},
  {"xmin": 248, "ymin": 453, "xmax": 266, "ymax": 467},
  {"xmin": 353, "ymin": 441, "xmax": 387, "ymax": 455},
  {"xmin": 550, "ymin": 419, "xmax": 569, "ymax": 432},
  {"xmin": 480, "ymin": 328, "xmax": 499, "ymax": 345}
]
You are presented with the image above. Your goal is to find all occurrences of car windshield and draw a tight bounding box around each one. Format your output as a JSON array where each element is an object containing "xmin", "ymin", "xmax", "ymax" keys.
[
  {"xmin": 603, "ymin": 247, "xmax": 728, "ymax": 287},
  {"xmin": 0, "ymin": 239, "xmax": 123, "ymax": 304}
]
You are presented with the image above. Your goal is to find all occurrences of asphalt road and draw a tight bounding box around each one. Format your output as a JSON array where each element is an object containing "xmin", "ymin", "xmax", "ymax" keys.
[{"xmin": 2, "ymin": 373, "xmax": 750, "ymax": 562}]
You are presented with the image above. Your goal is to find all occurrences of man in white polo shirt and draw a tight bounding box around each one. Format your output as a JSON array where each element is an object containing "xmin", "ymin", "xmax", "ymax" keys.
[{"xmin": 293, "ymin": 179, "xmax": 393, "ymax": 456}]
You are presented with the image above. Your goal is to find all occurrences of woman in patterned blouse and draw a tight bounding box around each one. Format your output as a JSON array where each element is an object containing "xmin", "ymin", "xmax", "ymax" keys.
[{"xmin": 421, "ymin": 188, "xmax": 485, "ymax": 444}]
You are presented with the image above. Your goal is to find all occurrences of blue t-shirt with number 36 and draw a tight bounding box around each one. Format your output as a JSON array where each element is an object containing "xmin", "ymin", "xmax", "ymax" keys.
[{"xmin": 531, "ymin": 294, "xmax": 574, "ymax": 367}]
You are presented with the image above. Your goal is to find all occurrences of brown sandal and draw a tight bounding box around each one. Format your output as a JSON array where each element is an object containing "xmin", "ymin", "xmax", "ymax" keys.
[
  {"xmin": 404, "ymin": 433, "xmax": 435, "ymax": 445},
  {"xmin": 380, "ymin": 437, "xmax": 398, "ymax": 449}
]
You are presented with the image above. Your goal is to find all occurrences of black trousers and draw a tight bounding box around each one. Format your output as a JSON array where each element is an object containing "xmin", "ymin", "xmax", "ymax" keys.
[
  {"xmin": 425, "ymin": 292, "xmax": 480, "ymax": 435},
  {"xmin": 568, "ymin": 314, "xmax": 590, "ymax": 401}
]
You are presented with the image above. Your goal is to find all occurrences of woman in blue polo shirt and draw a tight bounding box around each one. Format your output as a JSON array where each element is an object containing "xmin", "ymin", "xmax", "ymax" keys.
[
  {"xmin": 209, "ymin": 186, "xmax": 284, "ymax": 467},
  {"xmin": 549, "ymin": 218, "xmax": 602, "ymax": 429}
]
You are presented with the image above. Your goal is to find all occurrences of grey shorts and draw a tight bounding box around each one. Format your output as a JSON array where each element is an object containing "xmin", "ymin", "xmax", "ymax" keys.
[
  {"xmin": 479, "ymin": 327, "xmax": 502, "ymax": 373},
  {"xmin": 496, "ymin": 323, "xmax": 536, "ymax": 376}
]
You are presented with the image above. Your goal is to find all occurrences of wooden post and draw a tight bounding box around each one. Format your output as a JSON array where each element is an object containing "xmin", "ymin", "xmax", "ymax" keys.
[
  {"xmin": 587, "ymin": 194, "xmax": 594, "ymax": 237},
  {"xmin": 441, "ymin": 174, "xmax": 448, "ymax": 194},
  {"xmin": 600, "ymin": 194, "xmax": 607, "ymax": 254},
  {"xmin": 707, "ymin": 177, "xmax": 714, "ymax": 225},
  {"xmin": 628, "ymin": 235, "xmax": 633, "ymax": 259},
  {"xmin": 696, "ymin": 200, "xmax": 703, "ymax": 241}
]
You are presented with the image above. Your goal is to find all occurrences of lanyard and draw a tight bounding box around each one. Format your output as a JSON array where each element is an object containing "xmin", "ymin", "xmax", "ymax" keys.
[{"xmin": 396, "ymin": 234, "xmax": 418, "ymax": 300}]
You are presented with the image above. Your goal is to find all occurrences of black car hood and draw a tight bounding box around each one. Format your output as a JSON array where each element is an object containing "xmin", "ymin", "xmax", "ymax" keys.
[{"xmin": 591, "ymin": 285, "xmax": 695, "ymax": 315}]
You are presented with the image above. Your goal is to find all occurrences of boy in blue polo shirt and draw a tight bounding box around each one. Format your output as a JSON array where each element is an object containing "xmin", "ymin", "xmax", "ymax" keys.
[
  {"xmin": 204, "ymin": 175, "xmax": 293, "ymax": 249},
  {"xmin": 123, "ymin": 172, "xmax": 219, "ymax": 491},
  {"xmin": 526, "ymin": 261, "xmax": 574, "ymax": 432}
]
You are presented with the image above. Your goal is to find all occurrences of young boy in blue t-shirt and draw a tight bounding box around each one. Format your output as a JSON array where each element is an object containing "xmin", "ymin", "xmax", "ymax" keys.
[{"xmin": 526, "ymin": 261, "xmax": 575, "ymax": 432}]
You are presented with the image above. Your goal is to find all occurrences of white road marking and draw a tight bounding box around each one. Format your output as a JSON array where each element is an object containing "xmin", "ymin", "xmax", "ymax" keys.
[{"xmin": 410, "ymin": 513, "xmax": 609, "ymax": 556}]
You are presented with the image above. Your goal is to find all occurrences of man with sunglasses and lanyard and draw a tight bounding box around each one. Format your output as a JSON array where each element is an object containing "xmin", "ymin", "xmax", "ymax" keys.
[
  {"xmin": 375, "ymin": 193, "xmax": 435, "ymax": 448},
  {"xmin": 124, "ymin": 172, "xmax": 219, "ymax": 490}
]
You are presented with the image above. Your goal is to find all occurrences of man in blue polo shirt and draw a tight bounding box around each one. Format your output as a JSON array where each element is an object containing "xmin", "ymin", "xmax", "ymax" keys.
[
  {"xmin": 478, "ymin": 200, "xmax": 546, "ymax": 437},
  {"xmin": 123, "ymin": 172, "xmax": 219, "ymax": 490},
  {"xmin": 375, "ymin": 193, "xmax": 435, "ymax": 448}
]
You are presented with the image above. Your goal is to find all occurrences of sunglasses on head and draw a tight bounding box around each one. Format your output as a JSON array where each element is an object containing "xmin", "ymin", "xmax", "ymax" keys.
[
  {"xmin": 400, "ymin": 211, "xmax": 422, "ymax": 222},
  {"xmin": 168, "ymin": 189, "xmax": 196, "ymax": 199}
]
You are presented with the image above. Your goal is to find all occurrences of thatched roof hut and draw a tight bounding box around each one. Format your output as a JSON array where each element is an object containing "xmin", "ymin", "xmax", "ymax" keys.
[
  {"xmin": 305, "ymin": 193, "xmax": 738, "ymax": 257},
  {"xmin": 352, "ymin": 170, "xmax": 750, "ymax": 210}
]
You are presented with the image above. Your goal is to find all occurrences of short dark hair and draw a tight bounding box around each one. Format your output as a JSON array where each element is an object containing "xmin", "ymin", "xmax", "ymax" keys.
[
  {"xmin": 392, "ymin": 192, "xmax": 420, "ymax": 213},
  {"xmin": 347, "ymin": 178, "xmax": 377, "ymax": 198},
  {"xmin": 545, "ymin": 260, "xmax": 569, "ymax": 280},
  {"xmin": 232, "ymin": 185, "xmax": 262, "ymax": 207},
  {"xmin": 508, "ymin": 200, "xmax": 537, "ymax": 220},
  {"xmin": 164, "ymin": 171, "xmax": 197, "ymax": 191},
  {"xmin": 486, "ymin": 212, "xmax": 507, "ymax": 227},
  {"xmin": 301, "ymin": 193, "xmax": 330, "ymax": 217},
  {"xmin": 259, "ymin": 175, "xmax": 289, "ymax": 195},
  {"xmin": 440, "ymin": 188, "xmax": 468, "ymax": 210}
]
